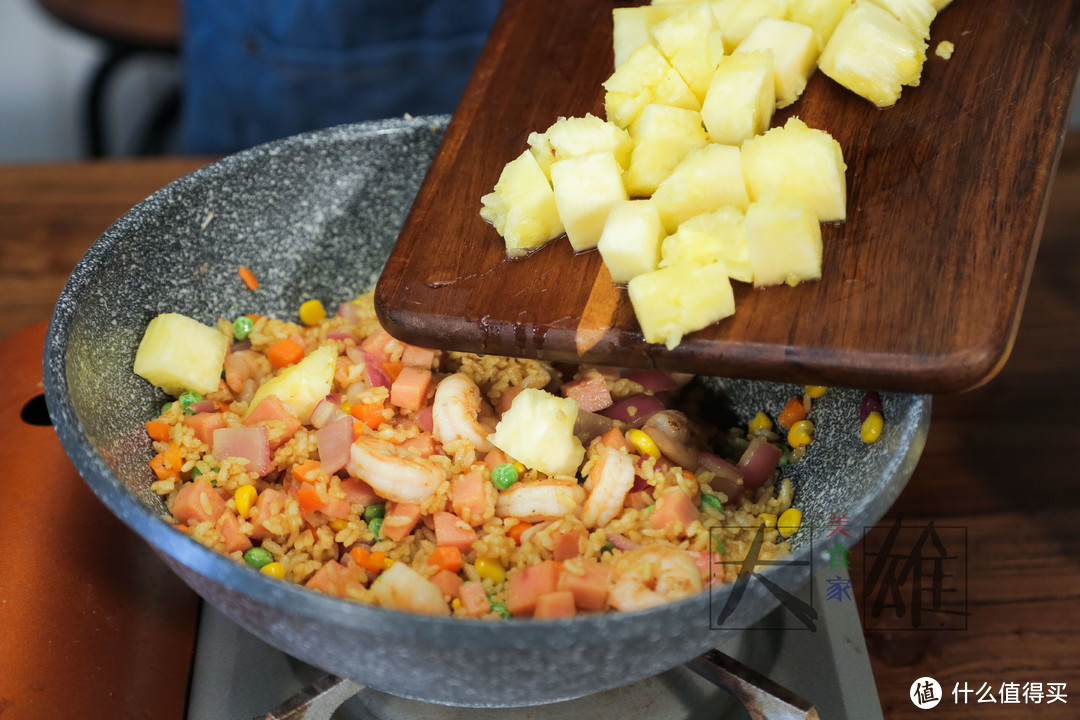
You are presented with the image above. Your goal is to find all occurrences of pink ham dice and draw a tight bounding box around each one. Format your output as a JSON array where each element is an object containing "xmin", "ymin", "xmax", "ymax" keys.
[
  {"xmin": 649, "ymin": 487, "xmax": 699, "ymax": 536},
  {"xmin": 172, "ymin": 479, "xmax": 226, "ymax": 525}
]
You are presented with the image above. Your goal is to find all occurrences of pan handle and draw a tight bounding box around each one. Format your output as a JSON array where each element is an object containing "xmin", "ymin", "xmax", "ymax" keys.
[
  {"xmin": 259, "ymin": 674, "xmax": 363, "ymax": 720},
  {"xmin": 686, "ymin": 649, "xmax": 821, "ymax": 720}
]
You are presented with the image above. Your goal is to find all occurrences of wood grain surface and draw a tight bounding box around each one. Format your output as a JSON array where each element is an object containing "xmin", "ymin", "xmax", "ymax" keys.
[
  {"xmin": 36, "ymin": 0, "xmax": 181, "ymax": 50},
  {"xmin": 0, "ymin": 139, "xmax": 1078, "ymax": 718},
  {"xmin": 377, "ymin": 0, "xmax": 1080, "ymax": 393}
]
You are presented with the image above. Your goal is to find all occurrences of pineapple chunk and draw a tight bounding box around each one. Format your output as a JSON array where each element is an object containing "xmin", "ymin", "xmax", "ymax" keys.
[
  {"xmin": 133, "ymin": 312, "xmax": 228, "ymax": 396},
  {"xmin": 597, "ymin": 200, "xmax": 665, "ymax": 284},
  {"xmin": 604, "ymin": 44, "xmax": 700, "ymax": 129},
  {"xmin": 661, "ymin": 206, "xmax": 753, "ymax": 283},
  {"xmin": 741, "ymin": 116, "xmax": 847, "ymax": 222},
  {"xmin": 480, "ymin": 150, "xmax": 565, "ymax": 257},
  {"xmin": 819, "ymin": 0, "xmax": 927, "ymax": 108},
  {"xmin": 867, "ymin": 0, "xmax": 936, "ymax": 39},
  {"xmin": 701, "ymin": 51, "xmax": 775, "ymax": 145},
  {"xmin": 744, "ymin": 194, "xmax": 822, "ymax": 287},
  {"xmin": 624, "ymin": 104, "xmax": 709, "ymax": 197},
  {"xmin": 527, "ymin": 114, "xmax": 633, "ymax": 180},
  {"xmin": 712, "ymin": 0, "xmax": 792, "ymax": 54},
  {"xmin": 550, "ymin": 152, "xmax": 629, "ymax": 252},
  {"xmin": 931, "ymin": 0, "xmax": 951, "ymax": 9},
  {"xmin": 787, "ymin": 0, "xmax": 852, "ymax": 49},
  {"xmin": 613, "ymin": 5, "xmax": 682, "ymax": 69},
  {"xmin": 489, "ymin": 389, "xmax": 585, "ymax": 477},
  {"xmin": 246, "ymin": 344, "xmax": 336, "ymax": 423},
  {"xmin": 628, "ymin": 261, "xmax": 736, "ymax": 349},
  {"xmin": 735, "ymin": 18, "xmax": 818, "ymax": 109},
  {"xmin": 651, "ymin": 143, "xmax": 749, "ymax": 233},
  {"xmin": 650, "ymin": 1, "xmax": 723, "ymax": 102}
]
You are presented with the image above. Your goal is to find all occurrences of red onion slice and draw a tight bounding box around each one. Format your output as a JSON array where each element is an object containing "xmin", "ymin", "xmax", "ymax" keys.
[
  {"xmin": 212, "ymin": 426, "xmax": 271, "ymax": 477},
  {"xmin": 310, "ymin": 396, "xmax": 348, "ymax": 429},
  {"xmin": 625, "ymin": 370, "xmax": 679, "ymax": 393},
  {"xmin": 736, "ymin": 439, "xmax": 782, "ymax": 491},
  {"xmin": 316, "ymin": 416, "xmax": 354, "ymax": 475},
  {"xmin": 601, "ymin": 394, "xmax": 665, "ymax": 427}
]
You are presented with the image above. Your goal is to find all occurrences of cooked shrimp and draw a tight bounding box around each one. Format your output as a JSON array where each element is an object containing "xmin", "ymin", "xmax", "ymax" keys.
[
  {"xmin": 608, "ymin": 545, "xmax": 703, "ymax": 612},
  {"xmin": 494, "ymin": 479, "xmax": 586, "ymax": 522},
  {"xmin": 225, "ymin": 349, "xmax": 267, "ymax": 402},
  {"xmin": 432, "ymin": 373, "xmax": 494, "ymax": 452},
  {"xmin": 347, "ymin": 435, "xmax": 447, "ymax": 504},
  {"xmin": 369, "ymin": 562, "xmax": 450, "ymax": 616},
  {"xmin": 581, "ymin": 445, "xmax": 635, "ymax": 529}
]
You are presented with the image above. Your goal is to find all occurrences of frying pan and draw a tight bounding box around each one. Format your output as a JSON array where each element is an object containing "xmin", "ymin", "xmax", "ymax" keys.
[{"xmin": 43, "ymin": 116, "xmax": 929, "ymax": 707}]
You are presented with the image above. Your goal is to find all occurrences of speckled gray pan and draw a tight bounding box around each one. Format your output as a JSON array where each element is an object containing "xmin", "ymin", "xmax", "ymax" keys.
[{"xmin": 43, "ymin": 116, "xmax": 931, "ymax": 708}]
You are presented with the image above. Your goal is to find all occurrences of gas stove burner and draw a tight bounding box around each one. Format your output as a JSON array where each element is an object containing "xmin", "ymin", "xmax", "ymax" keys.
[{"xmin": 187, "ymin": 569, "xmax": 881, "ymax": 720}]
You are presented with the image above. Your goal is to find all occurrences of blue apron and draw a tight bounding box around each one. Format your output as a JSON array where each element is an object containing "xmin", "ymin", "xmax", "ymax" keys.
[{"xmin": 181, "ymin": 0, "xmax": 501, "ymax": 153}]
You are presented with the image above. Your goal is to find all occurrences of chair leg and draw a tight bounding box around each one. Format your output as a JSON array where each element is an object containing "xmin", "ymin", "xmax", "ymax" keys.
[{"xmin": 85, "ymin": 45, "xmax": 135, "ymax": 158}]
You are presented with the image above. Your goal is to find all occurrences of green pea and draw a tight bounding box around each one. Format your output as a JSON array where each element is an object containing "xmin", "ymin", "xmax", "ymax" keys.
[
  {"xmin": 369, "ymin": 516, "xmax": 384, "ymax": 541},
  {"xmin": 190, "ymin": 466, "xmax": 203, "ymax": 478},
  {"xmin": 700, "ymin": 493, "xmax": 724, "ymax": 513},
  {"xmin": 161, "ymin": 401, "xmax": 174, "ymax": 415},
  {"xmin": 178, "ymin": 391, "xmax": 202, "ymax": 414},
  {"xmin": 490, "ymin": 601, "xmax": 510, "ymax": 619},
  {"xmin": 364, "ymin": 503, "xmax": 386, "ymax": 522},
  {"xmin": 233, "ymin": 315, "xmax": 254, "ymax": 340},
  {"xmin": 491, "ymin": 463, "xmax": 519, "ymax": 490},
  {"xmin": 243, "ymin": 547, "xmax": 273, "ymax": 569},
  {"xmin": 601, "ymin": 541, "xmax": 615, "ymax": 555},
  {"xmin": 777, "ymin": 447, "xmax": 791, "ymax": 468}
]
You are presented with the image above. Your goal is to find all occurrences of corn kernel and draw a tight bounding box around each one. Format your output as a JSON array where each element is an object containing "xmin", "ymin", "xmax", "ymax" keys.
[
  {"xmin": 513, "ymin": 461, "xmax": 526, "ymax": 476},
  {"xmin": 748, "ymin": 411, "xmax": 773, "ymax": 433},
  {"xmin": 383, "ymin": 556, "xmax": 396, "ymax": 570},
  {"xmin": 861, "ymin": 411, "xmax": 884, "ymax": 443},
  {"xmin": 261, "ymin": 561, "xmax": 286, "ymax": 579},
  {"xmin": 787, "ymin": 420, "xmax": 814, "ymax": 448},
  {"xmin": 628, "ymin": 428, "xmax": 661, "ymax": 459},
  {"xmin": 234, "ymin": 485, "xmax": 257, "ymax": 519},
  {"xmin": 475, "ymin": 557, "xmax": 506, "ymax": 585},
  {"xmin": 329, "ymin": 519, "xmax": 349, "ymax": 533},
  {"xmin": 451, "ymin": 598, "xmax": 462, "ymax": 611},
  {"xmin": 805, "ymin": 385, "xmax": 827, "ymax": 399},
  {"xmin": 341, "ymin": 400, "xmax": 354, "ymax": 414},
  {"xmin": 758, "ymin": 513, "xmax": 778, "ymax": 529},
  {"xmin": 777, "ymin": 508, "xmax": 802, "ymax": 539},
  {"xmin": 298, "ymin": 299, "xmax": 327, "ymax": 326}
]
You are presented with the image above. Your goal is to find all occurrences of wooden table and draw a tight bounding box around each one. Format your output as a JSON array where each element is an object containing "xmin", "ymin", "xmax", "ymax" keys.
[{"xmin": 1, "ymin": 147, "xmax": 1077, "ymax": 718}]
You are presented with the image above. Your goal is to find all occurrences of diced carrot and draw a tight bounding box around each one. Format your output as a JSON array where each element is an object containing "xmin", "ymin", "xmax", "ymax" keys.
[
  {"xmin": 292, "ymin": 460, "xmax": 321, "ymax": 484},
  {"xmin": 382, "ymin": 501, "xmax": 423, "ymax": 542},
  {"xmin": 507, "ymin": 521, "xmax": 532, "ymax": 545},
  {"xmin": 390, "ymin": 366, "xmax": 432, "ymax": 412},
  {"xmin": 354, "ymin": 421, "xmax": 365, "ymax": 440},
  {"xmin": 149, "ymin": 452, "xmax": 178, "ymax": 482},
  {"xmin": 350, "ymin": 401, "xmax": 385, "ymax": 430},
  {"xmin": 459, "ymin": 582, "xmax": 491, "ymax": 617},
  {"xmin": 364, "ymin": 551, "xmax": 388, "ymax": 573},
  {"xmin": 507, "ymin": 560, "xmax": 562, "ymax": 616},
  {"xmin": 350, "ymin": 546, "xmax": 371, "ymax": 566},
  {"xmin": 164, "ymin": 442, "xmax": 183, "ymax": 471},
  {"xmin": 433, "ymin": 511, "xmax": 479, "ymax": 552},
  {"xmin": 559, "ymin": 560, "xmax": 611, "ymax": 611},
  {"xmin": 649, "ymin": 487, "xmax": 698, "ymax": 536},
  {"xmin": 145, "ymin": 419, "xmax": 171, "ymax": 442},
  {"xmin": 173, "ymin": 523, "xmax": 189, "ymax": 533},
  {"xmin": 601, "ymin": 427, "xmax": 630, "ymax": 451},
  {"xmin": 381, "ymin": 360, "xmax": 404, "ymax": 383},
  {"xmin": 427, "ymin": 545, "xmax": 464, "ymax": 574},
  {"xmin": 551, "ymin": 528, "xmax": 586, "ymax": 562},
  {"xmin": 431, "ymin": 569, "xmax": 464, "ymax": 599},
  {"xmin": 267, "ymin": 338, "xmax": 305, "ymax": 369},
  {"xmin": 238, "ymin": 265, "xmax": 259, "ymax": 290},
  {"xmin": 777, "ymin": 397, "xmax": 807, "ymax": 429},
  {"xmin": 297, "ymin": 486, "xmax": 323, "ymax": 514},
  {"xmin": 534, "ymin": 590, "xmax": 577, "ymax": 619}
]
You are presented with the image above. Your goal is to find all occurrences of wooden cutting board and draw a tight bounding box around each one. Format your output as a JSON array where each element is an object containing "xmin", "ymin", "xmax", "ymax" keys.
[{"xmin": 375, "ymin": 0, "xmax": 1080, "ymax": 393}]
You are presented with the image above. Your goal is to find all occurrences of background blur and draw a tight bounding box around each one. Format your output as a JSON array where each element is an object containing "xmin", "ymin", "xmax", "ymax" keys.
[{"xmin": 1, "ymin": 0, "xmax": 1078, "ymax": 163}]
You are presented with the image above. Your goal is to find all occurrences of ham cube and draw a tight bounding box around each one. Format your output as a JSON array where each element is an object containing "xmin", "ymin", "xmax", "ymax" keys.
[
  {"xmin": 433, "ymin": 511, "xmax": 479, "ymax": 552},
  {"xmin": 401, "ymin": 433, "xmax": 436, "ymax": 458},
  {"xmin": 431, "ymin": 569, "xmax": 464, "ymax": 599},
  {"xmin": 561, "ymin": 376, "xmax": 613, "ymax": 413},
  {"xmin": 534, "ymin": 590, "xmax": 577, "ymax": 619},
  {"xmin": 213, "ymin": 426, "xmax": 272, "ymax": 477},
  {"xmin": 459, "ymin": 582, "xmax": 491, "ymax": 617},
  {"xmin": 218, "ymin": 510, "xmax": 252, "ymax": 553},
  {"xmin": 495, "ymin": 386, "xmax": 523, "ymax": 416},
  {"xmin": 559, "ymin": 560, "xmax": 611, "ymax": 611},
  {"xmin": 551, "ymin": 528, "xmax": 586, "ymax": 561},
  {"xmin": 415, "ymin": 406, "xmax": 434, "ymax": 433},
  {"xmin": 305, "ymin": 559, "xmax": 367, "ymax": 598},
  {"xmin": 401, "ymin": 344, "xmax": 437, "ymax": 369},
  {"xmin": 249, "ymin": 488, "xmax": 289, "ymax": 540},
  {"xmin": 649, "ymin": 488, "xmax": 699, "ymax": 536},
  {"xmin": 484, "ymin": 447, "xmax": 508, "ymax": 471},
  {"xmin": 172, "ymin": 479, "xmax": 227, "ymax": 525},
  {"xmin": 183, "ymin": 412, "xmax": 225, "ymax": 447},
  {"xmin": 390, "ymin": 367, "xmax": 432, "ymax": 412},
  {"xmin": 451, "ymin": 471, "xmax": 492, "ymax": 527},
  {"xmin": 340, "ymin": 478, "xmax": 378, "ymax": 506},
  {"xmin": 244, "ymin": 394, "xmax": 301, "ymax": 450},
  {"xmin": 507, "ymin": 560, "xmax": 562, "ymax": 616},
  {"xmin": 600, "ymin": 427, "xmax": 629, "ymax": 452},
  {"xmin": 382, "ymin": 501, "xmax": 422, "ymax": 542}
]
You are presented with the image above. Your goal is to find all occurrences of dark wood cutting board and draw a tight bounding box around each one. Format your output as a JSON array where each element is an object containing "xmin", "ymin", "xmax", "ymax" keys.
[{"xmin": 375, "ymin": 0, "xmax": 1080, "ymax": 393}]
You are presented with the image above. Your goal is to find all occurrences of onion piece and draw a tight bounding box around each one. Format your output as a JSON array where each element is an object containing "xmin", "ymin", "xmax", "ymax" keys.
[
  {"xmin": 363, "ymin": 351, "xmax": 391, "ymax": 389},
  {"xmin": 415, "ymin": 406, "xmax": 434, "ymax": 434},
  {"xmin": 605, "ymin": 533, "xmax": 640, "ymax": 552},
  {"xmin": 642, "ymin": 410, "xmax": 700, "ymax": 470},
  {"xmin": 625, "ymin": 370, "xmax": 679, "ymax": 393},
  {"xmin": 573, "ymin": 410, "xmax": 616, "ymax": 446},
  {"xmin": 326, "ymin": 330, "xmax": 356, "ymax": 341},
  {"xmin": 860, "ymin": 392, "xmax": 883, "ymax": 422},
  {"xmin": 337, "ymin": 302, "xmax": 362, "ymax": 323},
  {"xmin": 699, "ymin": 452, "xmax": 746, "ymax": 501},
  {"xmin": 601, "ymin": 394, "xmax": 665, "ymax": 427},
  {"xmin": 310, "ymin": 396, "xmax": 348, "ymax": 429},
  {"xmin": 736, "ymin": 439, "xmax": 782, "ymax": 491},
  {"xmin": 316, "ymin": 415, "xmax": 354, "ymax": 475},
  {"xmin": 212, "ymin": 426, "xmax": 271, "ymax": 477},
  {"xmin": 188, "ymin": 399, "xmax": 217, "ymax": 413}
]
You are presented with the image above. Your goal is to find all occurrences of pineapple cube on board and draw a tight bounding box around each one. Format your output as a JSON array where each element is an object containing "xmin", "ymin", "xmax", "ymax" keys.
[
  {"xmin": 735, "ymin": 18, "xmax": 819, "ymax": 109},
  {"xmin": 650, "ymin": 1, "xmax": 723, "ymax": 102},
  {"xmin": 787, "ymin": 0, "xmax": 852, "ymax": 50},
  {"xmin": 527, "ymin": 114, "xmax": 633, "ymax": 181},
  {"xmin": 744, "ymin": 194, "xmax": 823, "ymax": 287},
  {"xmin": 247, "ymin": 345, "xmax": 337, "ymax": 423},
  {"xmin": 628, "ymin": 261, "xmax": 736, "ymax": 349},
  {"xmin": 480, "ymin": 150, "xmax": 565, "ymax": 257},
  {"xmin": 612, "ymin": 5, "xmax": 682, "ymax": 69},
  {"xmin": 651, "ymin": 143, "xmax": 750, "ymax": 233},
  {"xmin": 604, "ymin": 44, "xmax": 700, "ymax": 129},
  {"xmin": 819, "ymin": 0, "xmax": 927, "ymax": 108},
  {"xmin": 712, "ymin": 0, "xmax": 792, "ymax": 54},
  {"xmin": 931, "ymin": 0, "xmax": 951, "ymax": 9},
  {"xmin": 489, "ymin": 389, "xmax": 585, "ymax": 477},
  {"xmin": 867, "ymin": 0, "xmax": 936, "ymax": 39},
  {"xmin": 741, "ymin": 116, "xmax": 847, "ymax": 222},
  {"xmin": 624, "ymin": 104, "xmax": 709, "ymax": 197},
  {"xmin": 701, "ymin": 51, "xmax": 776, "ymax": 145},
  {"xmin": 133, "ymin": 312, "xmax": 229, "ymax": 396},
  {"xmin": 597, "ymin": 200, "xmax": 666, "ymax": 284},
  {"xmin": 661, "ymin": 206, "xmax": 754, "ymax": 283},
  {"xmin": 550, "ymin": 152, "xmax": 629, "ymax": 253}
]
